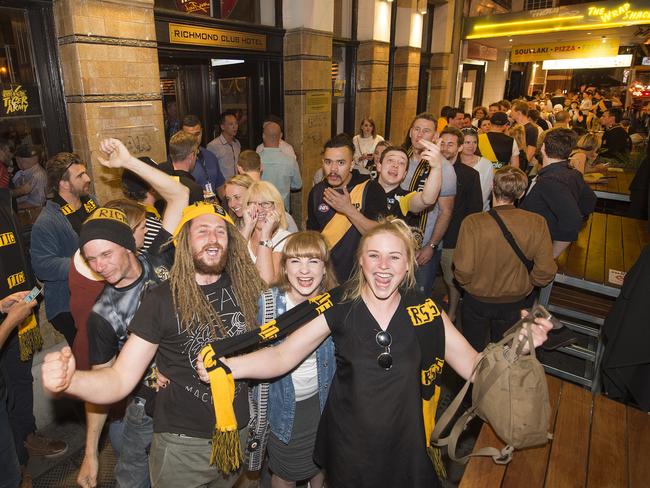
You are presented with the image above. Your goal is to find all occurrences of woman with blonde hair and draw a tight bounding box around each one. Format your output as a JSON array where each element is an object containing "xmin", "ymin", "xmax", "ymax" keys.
[
  {"xmin": 570, "ymin": 132, "xmax": 608, "ymax": 174},
  {"xmin": 198, "ymin": 218, "xmax": 555, "ymax": 487},
  {"xmin": 262, "ymin": 231, "xmax": 337, "ymax": 488},
  {"xmin": 242, "ymin": 180, "xmax": 294, "ymax": 284}
]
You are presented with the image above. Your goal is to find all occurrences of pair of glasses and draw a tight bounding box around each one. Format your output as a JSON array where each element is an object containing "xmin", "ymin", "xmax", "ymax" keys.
[
  {"xmin": 376, "ymin": 330, "xmax": 392, "ymax": 370},
  {"xmin": 247, "ymin": 201, "xmax": 274, "ymax": 209}
]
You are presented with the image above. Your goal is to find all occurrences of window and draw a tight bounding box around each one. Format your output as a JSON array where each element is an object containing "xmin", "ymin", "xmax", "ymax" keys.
[
  {"xmin": 155, "ymin": 0, "xmax": 276, "ymax": 26},
  {"xmin": 524, "ymin": 0, "xmax": 554, "ymax": 10},
  {"xmin": 0, "ymin": 8, "xmax": 47, "ymax": 153}
]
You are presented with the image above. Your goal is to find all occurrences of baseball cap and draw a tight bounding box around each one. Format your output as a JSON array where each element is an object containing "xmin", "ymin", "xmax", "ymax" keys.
[{"xmin": 490, "ymin": 112, "xmax": 509, "ymax": 126}]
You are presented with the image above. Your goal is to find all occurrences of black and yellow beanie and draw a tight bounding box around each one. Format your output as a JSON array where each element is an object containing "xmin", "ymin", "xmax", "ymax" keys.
[{"xmin": 79, "ymin": 207, "xmax": 136, "ymax": 252}]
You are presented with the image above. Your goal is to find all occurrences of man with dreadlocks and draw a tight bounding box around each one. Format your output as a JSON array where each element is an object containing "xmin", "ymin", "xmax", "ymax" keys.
[{"xmin": 41, "ymin": 200, "xmax": 267, "ymax": 488}]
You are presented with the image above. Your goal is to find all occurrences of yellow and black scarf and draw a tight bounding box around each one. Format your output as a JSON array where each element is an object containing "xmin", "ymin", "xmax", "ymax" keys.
[{"xmin": 200, "ymin": 290, "xmax": 446, "ymax": 476}]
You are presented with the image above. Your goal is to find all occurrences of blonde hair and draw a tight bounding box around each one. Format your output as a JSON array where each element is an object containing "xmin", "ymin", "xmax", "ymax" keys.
[
  {"xmin": 510, "ymin": 124, "xmax": 526, "ymax": 151},
  {"xmin": 576, "ymin": 132, "xmax": 601, "ymax": 152},
  {"xmin": 170, "ymin": 219, "xmax": 265, "ymax": 336},
  {"xmin": 103, "ymin": 198, "xmax": 146, "ymax": 230},
  {"xmin": 343, "ymin": 217, "xmax": 416, "ymax": 302},
  {"xmin": 242, "ymin": 181, "xmax": 288, "ymax": 230},
  {"xmin": 224, "ymin": 174, "xmax": 254, "ymax": 223},
  {"xmin": 276, "ymin": 232, "xmax": 338, "ymax": 292}
]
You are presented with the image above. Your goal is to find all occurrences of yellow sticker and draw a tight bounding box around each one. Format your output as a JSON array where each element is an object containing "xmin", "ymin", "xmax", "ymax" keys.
[{"xmin": 406, "ymin": 298, "xmax": 441, "ymax": 326}]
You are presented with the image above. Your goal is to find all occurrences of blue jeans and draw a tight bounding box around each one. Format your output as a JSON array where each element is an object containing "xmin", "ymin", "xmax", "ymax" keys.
[
  {"xmin": 115, "ymin": 397, "xmax": 153, "ymax": 488},
  {"xmin": 415, "ymin": 248, "xmax": 441, "ymax": 297},
  {"xmin": 0, "ymin": 385, "xmax": 20, "ymax": 488}
]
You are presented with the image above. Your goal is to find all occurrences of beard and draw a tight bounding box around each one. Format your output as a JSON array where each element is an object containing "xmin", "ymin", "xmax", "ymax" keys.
[{"xmin": 193, "ymin": 245, "xmax": 228, "ymax": 275}]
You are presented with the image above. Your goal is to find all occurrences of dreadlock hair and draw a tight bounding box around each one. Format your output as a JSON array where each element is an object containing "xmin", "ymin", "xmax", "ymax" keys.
[{"xmin": 170, "ymin": 219, "xmax": 266, "ymax": 337}]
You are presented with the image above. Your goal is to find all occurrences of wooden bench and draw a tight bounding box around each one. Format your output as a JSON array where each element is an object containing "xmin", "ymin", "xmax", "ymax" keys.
[{"xmin": 460, "ymin": 376, "xmax": 650, "ymax": 488}]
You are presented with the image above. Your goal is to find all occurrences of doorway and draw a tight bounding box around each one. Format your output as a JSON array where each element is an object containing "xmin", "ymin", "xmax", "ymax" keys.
[{"xmin": 159, "ymin": 55, "xmax": 283, "ymax": 151}]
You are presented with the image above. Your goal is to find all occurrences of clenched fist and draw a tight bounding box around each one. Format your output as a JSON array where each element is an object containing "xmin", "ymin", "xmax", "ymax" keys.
[{"xmin": 42, "ymin": 346, "xmax": 76, "ymax": 394}]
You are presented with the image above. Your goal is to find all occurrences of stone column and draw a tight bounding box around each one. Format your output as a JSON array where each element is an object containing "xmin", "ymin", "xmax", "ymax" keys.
[
  {"xmin": 389, "ymin": 0, "xmax": 421, "ymax": 141},
  {"xmin": 53, "ymin": 0, "xmax": 165, "ymax": 204},
  {"xmin": 283, "ymin": 1, "xmax": 334, "ymax": 223}
]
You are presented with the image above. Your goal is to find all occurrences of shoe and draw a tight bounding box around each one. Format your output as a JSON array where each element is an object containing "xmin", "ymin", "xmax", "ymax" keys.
[
  {"xmin": 20, "ymin": 467, "xmax": 32, "ymax": 488},
  {"xmin": 24, "ymin": 433, "xmax": 68, "ymax": 458}
]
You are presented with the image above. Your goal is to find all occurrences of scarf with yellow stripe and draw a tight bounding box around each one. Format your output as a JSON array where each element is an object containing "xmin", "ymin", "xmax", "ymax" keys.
[{"xmin": 200, "ymin": 289, "xmax": 446, "ymax": 477}]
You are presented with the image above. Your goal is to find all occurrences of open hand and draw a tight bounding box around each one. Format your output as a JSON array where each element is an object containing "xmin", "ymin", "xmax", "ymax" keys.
[{"xmin": 323, "ymin": 187, "xmax": 354, "ymax": 215}]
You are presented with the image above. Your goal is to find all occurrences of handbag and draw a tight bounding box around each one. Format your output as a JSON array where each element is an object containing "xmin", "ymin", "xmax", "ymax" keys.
[{"xmin": 431, "ymin": 306, "xmax": 553, "ymax": 464}]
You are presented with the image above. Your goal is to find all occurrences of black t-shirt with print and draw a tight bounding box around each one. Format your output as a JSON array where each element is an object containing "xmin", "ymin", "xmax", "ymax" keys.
[{"xmin": 128, "ymin": 273, "xmax": 250, "ymax": 438}]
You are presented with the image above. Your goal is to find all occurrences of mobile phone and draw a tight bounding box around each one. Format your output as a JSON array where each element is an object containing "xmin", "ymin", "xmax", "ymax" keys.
[{"xmin": 23, "ymin": 286, "xmax": 42, "ymax": 303}]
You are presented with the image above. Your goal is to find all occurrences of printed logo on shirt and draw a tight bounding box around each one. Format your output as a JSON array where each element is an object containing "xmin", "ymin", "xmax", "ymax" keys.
[
  {"xmin": 318, "ymin": 203, "xmax": 330, "ymax": 213},
  {"xmin": 406, "ymin": 298, "xmax": 441, "ymax": 326},
  {"xmin": 421, "ymin": 357, "xmax": 445, "ymax": 386},
  {"xmin": 84, "ymin": 199, "xmax": 97, "ymax": 213},
  {"xmin": 7, "ymin": 271, "xmax": 25, "ymax": 289},
  {"xmin": 0, "ymin": 231, "xmax": 16, "ymax": 247},
  {"xmin": 259, "ymin": 320, "xmax": 280, "ymax": 341},
  {"xmin": 309, "ymin": 292, "xmax": 333, "ymax": 314},
  {"xmin": 60, "ymin": 204, "xmax": 74, "ymax": 216}
]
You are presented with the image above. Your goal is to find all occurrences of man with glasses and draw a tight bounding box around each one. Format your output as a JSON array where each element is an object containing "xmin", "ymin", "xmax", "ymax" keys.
[
  {"xmin": 306, "ymin": 134, "xmax": 386, "ymax": 282},
  {"xmin": 31, "ymin": 152, "xmax": 98, "ymax": 346}
]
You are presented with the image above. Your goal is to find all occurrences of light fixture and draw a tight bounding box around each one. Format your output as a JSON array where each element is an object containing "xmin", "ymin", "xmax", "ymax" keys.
[
  {"xmin": 386, "ymin": 0, "xmax": 393, "ymax": 2},
  {"xmin": 587, "ymin": 32, "xmax": 592, "ymax": 35},
  {"xmin": 418, "ymin": 0, "xmax": 428, "ymax": 14},
  {"xmin": 211, "ymin": 59, "xmax": 245, "ymax": 66},
  {"xmin": 508, "ymin": 38, "xmax": 513, "ymax": 42},
  {"xmin": 542, "ymin": 54, "xmax": 633, "ymax": 70},
  {"xmin": 601, "ymin": 35, "xmax": 607, "ymax": 43}
]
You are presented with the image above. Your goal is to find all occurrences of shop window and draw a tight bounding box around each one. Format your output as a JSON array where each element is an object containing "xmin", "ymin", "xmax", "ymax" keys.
[
  {"xmin": 524, "ymin": 0, "xmax": 554, "ymax": 10},
  {"xmin": 156, "ymin": 0, "xmax": 275, "ymax": 25},
  {"xmin": 0, "ymin": 8, "xmax": 47, "ymax": 153}
]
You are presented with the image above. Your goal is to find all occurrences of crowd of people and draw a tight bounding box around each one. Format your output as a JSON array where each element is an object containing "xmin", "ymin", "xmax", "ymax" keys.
[{"xmin": 2, "ymin": 85, "xmax": 643, "ymax": 488}]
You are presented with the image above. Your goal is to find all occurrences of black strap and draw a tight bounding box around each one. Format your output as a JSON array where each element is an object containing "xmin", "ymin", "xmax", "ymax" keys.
[{"xmin": 488, "ymin": 209, "xmax": 534, "ymax": 273}]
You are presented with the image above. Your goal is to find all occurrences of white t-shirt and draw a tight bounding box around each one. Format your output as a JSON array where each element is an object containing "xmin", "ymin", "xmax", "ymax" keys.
[
  {"xmin": 248, "ymin": 228, "xmax": 293, "ymax": 263},
  {"xmin": 285, "ymin": 295, "xmax": 319, "ymax": 401},
  {"xmin": 474, "ymin": 157, "xmax": 495, "ymax": 211},
  {"xmin": 352, "ymin": 134, "xmax": 384, "ymax": 163}
]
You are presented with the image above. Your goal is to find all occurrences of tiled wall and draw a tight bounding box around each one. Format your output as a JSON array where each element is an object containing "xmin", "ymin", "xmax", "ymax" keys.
[
  {"xmin": 390, "ymin": 46, "xmax": 420, "ymax": 142},
  {"xmin": 53, "ymin": 0, "xmax": 165, "ymax": 205},
  {"xmin": 356, "ymin": 40, "xmax": 390, "ymax": 139}
]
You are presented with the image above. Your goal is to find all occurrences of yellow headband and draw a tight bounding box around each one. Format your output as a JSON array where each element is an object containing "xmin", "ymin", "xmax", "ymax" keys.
[
  {"xmin": 85, "ymin": 207, "xmax": 130, "ymax": 226},
  {"xmin": 173, "ymin": 202, "xmax": 235, "ymax": 243}
]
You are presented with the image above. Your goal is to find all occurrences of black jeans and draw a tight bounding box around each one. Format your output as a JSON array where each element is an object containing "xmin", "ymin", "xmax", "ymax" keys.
[
  {"xmin": 0, "ymin": 331, "xmax": 36, "ymax": 466},
  {"xmin": 50, "ymin": 311, "xmax": 76, "ymax": 346},
  {"xmin": 461, "ymin": 293, "xmax": 535, "ymax": 352}
]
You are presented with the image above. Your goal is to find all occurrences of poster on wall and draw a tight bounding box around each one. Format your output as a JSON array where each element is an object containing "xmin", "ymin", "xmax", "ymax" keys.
[
  {"xmin": 1, "ymin": 83, "xmax": 41, "ymax": 117},
  {"xmin": 218, "ymin": 77, "xmax": 250, "ymax": 142}
]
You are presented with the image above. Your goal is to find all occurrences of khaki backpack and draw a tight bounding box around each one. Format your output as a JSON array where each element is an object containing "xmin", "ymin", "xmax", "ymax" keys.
[{"xmin": 431, "ymin": 306, "xmax": 556, "ymax": 464}]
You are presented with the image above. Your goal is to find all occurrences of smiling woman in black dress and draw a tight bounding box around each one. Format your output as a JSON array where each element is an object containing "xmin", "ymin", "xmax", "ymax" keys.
[{"xmin": 216, "ymin": 218, "xmax": 553, "ymax": 487}]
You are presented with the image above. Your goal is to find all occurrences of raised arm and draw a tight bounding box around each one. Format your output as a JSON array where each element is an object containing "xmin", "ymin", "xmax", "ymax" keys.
[
  {"xmin": 409, "ymin": 140, "xmax": 443, "ymax": 213},
  {"xmin": 221, "ymin": 314, "xmax": 330, "ymax": 380},
  {"xmin": 97, "ymin": 138, "xmax": 189, "ymax": 233},
  {"xmin": 41, "ymin": 334, "xmax": 157, "ymax": 404}
]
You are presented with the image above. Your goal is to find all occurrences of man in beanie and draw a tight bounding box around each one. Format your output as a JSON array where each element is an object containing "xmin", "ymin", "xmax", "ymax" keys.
[
  {"xmin": 43, "ymin": 201, "xmax": 267, "ymax": 487},
  {"xmin": 75, "ymin": 138, "xmax": 188, "ymax": 488},
  {"xmin": 31, "ymin": 152, "xmax": 98, "ymax": 345}
]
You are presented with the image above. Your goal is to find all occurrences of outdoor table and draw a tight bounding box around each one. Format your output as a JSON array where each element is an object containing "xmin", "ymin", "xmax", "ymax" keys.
[
  {"xmin": 584, "ymin": 169, "xmax": 634, "ymax": 203},
  {"xmin": 460, "ymin": 375, "xmax": 650, "ymax": 488},
  {"xmin": 545, "ymin": 212, "xmax": 650, "ymax": 298}
]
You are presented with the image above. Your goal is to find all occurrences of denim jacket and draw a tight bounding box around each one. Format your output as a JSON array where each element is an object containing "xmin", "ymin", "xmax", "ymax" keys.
[{"xmin": 258, "ymin": 288, "xmax": 336, "ymax": 444}]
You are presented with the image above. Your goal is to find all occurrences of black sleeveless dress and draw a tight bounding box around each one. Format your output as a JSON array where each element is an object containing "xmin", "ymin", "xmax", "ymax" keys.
[{"xmin": 315, "ymin": 288, "xmax": 445, "ymax": 487}]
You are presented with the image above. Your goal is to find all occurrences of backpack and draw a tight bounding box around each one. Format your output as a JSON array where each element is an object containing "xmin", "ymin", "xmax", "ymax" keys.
[{"xmin": 431, "ymin": 306, "xmax": 555, "ymax": 464}]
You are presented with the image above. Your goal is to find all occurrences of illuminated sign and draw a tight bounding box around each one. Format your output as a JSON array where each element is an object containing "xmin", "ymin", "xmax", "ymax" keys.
[
  {"xmin": 511, "ymin": 40, "xmax": 619, "ymax": 62},
  {"xmin": 175, "ymin": 0, "xmax": 210, "ymax": 15},
  {"xmin": 168, "ymin": 23, "xmax": 266, "ymax": 51},
  {"xmin": 0, "ymin": 83, "xmax": 40, "ymax": 117},
  {"xmin": 464, "ymin": 1, "xmax": 650, "ymax": 39},
  {"xmin": 542, "ymin": 54, "xmax": 633, "ymax": 70}
]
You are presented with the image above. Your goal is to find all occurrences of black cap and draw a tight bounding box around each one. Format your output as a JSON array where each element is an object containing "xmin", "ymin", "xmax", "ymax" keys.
[
  {"xmin": 122, "ymin": 156, "xmax": 158, "ymax": 196},
  {"xmin": 490, "ymin": 112, "xmax": 509, "ymax": 126},
  {"xmin": 15, "ymin": 144, "xmax": 40, "ymax": 159}
]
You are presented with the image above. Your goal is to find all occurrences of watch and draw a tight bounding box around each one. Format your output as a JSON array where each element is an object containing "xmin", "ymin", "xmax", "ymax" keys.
[
  {"xmin": 428, "ymin": 241, "xmax": 438, "ymax": 249},
  {"xmin": 259, "ymin": 239, "xmax": 274, "ymax": 249}
]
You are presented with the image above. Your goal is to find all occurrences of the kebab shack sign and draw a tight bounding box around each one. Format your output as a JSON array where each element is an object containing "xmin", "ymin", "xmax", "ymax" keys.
[{"xmin": 511, "ymin": 40, "xmax": 619, "ymax": 63}]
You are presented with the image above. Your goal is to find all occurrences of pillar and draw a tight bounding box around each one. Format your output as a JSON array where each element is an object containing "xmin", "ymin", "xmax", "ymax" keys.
[
  {"xmin": 283, "ymin": 0, "xmax": 334, "ymax": 222},
  {"xmin": 53, "ymin": 0, "xmax": 166, "ymax": 204},
  {"xmin": 389, "ymin": 0, "xmax": 422, "ymax": 142},
  {"xmin": 355, "ymin": 0, "xmax": 391, "ymax": 136},
  {"xmin": 427, "ymin": 0, "xmax": 460, "ymax": 117}
]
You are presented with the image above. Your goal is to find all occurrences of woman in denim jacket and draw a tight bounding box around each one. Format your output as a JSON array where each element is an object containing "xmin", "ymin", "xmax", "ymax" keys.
[{"xmin": 257, "ymin": 231, "xmax": 337, "ymax": 488}]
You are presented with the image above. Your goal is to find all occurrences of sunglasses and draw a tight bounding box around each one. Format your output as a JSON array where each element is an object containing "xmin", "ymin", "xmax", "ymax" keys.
[{"xmin": 376, "ymin": 330, "xmax": 392, "ymax": 370}]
